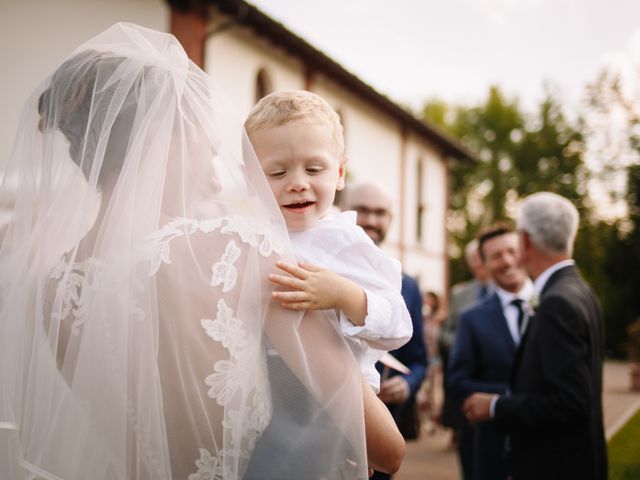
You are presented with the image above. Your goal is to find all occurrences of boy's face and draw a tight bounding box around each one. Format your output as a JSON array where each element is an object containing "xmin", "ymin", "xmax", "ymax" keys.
[{"xmin": 251, "ymin": 119, "xmax": 345, "ymax": 231}]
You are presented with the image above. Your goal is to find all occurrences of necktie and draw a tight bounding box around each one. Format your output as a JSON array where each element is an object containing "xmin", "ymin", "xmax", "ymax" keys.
[{"xmin": 511, "ymin": 298, "xmax": 525, "ymax": 333}]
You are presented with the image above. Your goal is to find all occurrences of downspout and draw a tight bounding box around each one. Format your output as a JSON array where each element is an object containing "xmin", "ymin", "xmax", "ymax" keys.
[
  {"xmin": 304, "ymin": 67, "xmax": 315, "ymax": 91},
  {"xmin": 399, "ymin": 126, "xmax": 408, "ymax": 266},
  {"xmin": 444, "ymin": 157, "xmax": 451, "ymax": 306}
]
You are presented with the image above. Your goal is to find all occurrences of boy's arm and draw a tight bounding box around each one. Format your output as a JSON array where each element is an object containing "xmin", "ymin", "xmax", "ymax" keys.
[
  {"xmin": 269, "ymin": 261, "xmax": 367, "ymax": 325},
  {"xmin": 270, "ymin": 259, "xmax": 412, "ymax": 351},
  {"xmin": 333, "ymin": 240, "xmax": 412, "ymax": 351}
]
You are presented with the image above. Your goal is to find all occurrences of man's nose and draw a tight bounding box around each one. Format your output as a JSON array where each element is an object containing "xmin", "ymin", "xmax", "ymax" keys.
[
  {"xmin": 358, "ymin": 211, "xmax": 378, "ymax": 224},
  {"xmin": 501, "ymin": 252, "xmax": 517, "ymax": 266}
]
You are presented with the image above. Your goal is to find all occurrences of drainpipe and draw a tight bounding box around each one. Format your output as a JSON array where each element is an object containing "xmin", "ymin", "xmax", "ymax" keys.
[{"xmin": 399, "ymin": 126, "xmax": 407, "ymax": 266}]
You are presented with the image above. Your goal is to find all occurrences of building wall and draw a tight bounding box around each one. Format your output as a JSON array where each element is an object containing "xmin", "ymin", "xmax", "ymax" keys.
[
  {"xmin": 312, "ymin": 77, "xmax": 404, "ymax": 250},
  {"xmin": 0, "ymin": 0, "xmax": 169, "ymax": 172},
  {"xmin": 204, "ymin": 25, "xmax": 305, "ymax": 117},
  {"xmin": 403, "ymin": 136, "xmax": 449, "ymax": 293},
  {"xmin": 203, "ymin": 14, "xmax": 449, "ymax": 294},
  {"xmin": 0, "ymin": 2, "xmax": 449, "ymax": 294}
]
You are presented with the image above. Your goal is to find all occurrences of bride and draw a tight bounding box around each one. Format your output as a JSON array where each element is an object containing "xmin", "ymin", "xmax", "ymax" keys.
[{"xmin": 0, "ymin": 23, "xmax": 402, "ymax": 479}]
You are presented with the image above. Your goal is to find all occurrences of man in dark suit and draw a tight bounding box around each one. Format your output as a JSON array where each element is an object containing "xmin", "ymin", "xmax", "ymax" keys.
[
  {"xmin": 440, "ymin": 239, "xmax": 492, "ymax": 479},
  {"xmin": 464, "ymin": 192, "xmax": 607, "ymax": 480},
  {"xmin": 448, "ymin": 224, "xmax": 533, "ymax": 480},
  {"xmin": 342, "ymin": 182, "xmax": 428, "ymax": 480}
]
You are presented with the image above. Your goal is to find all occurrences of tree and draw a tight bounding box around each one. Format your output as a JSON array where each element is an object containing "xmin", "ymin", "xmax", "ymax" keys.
[
  {"xmin": 581, "ymin": 62, "xmax": 640, "ymax": 216},
  {"xmin": 579, "ymin": 57, "xmax": 640, "ymax": 356},
  {"xmin": 424, "ymin": 81, "xmax": 639, "ymax": 357},
  {"xmin": 423, "ymin": 86, "xmax": 588, "ymax": 284}
]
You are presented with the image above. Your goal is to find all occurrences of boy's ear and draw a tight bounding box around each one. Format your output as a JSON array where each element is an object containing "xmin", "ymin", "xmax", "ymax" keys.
[{"xmin": 336, "ymin": 155, "xmax": 348, "ymax": 191}]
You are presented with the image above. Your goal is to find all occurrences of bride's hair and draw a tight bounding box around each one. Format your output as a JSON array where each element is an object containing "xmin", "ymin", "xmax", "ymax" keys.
[{"xmin": 37, "ymin": 50, "xmax": 142, "ymax": 187}]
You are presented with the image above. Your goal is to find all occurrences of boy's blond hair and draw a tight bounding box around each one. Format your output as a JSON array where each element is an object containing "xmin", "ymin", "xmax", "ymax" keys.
[{"xmin": 245, "ymin": 90, "xmax": 345, "ymax": 156}]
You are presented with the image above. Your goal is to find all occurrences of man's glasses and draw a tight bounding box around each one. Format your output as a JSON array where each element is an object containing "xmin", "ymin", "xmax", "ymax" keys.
[{"xmin": 353, "ymin": 206, "xmax": 390, "ymax": 218}]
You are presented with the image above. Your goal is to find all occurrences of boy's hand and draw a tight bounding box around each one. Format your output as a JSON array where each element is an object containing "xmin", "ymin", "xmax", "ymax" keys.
[
  {"xmin": 269, "ymin": 261, "xmax": 344, "ymax": 311},
  {"xmin": 269, "ymin": 261, "xmax": 367, "ymax": 325}
]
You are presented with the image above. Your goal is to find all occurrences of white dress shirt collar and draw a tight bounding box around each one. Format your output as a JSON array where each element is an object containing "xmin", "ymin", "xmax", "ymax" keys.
[
  {"xmin": 533, "ymin": 259, "xmax": 575, "ymax": 295},
  {"xmin": 495, "ymin": 279, "xmax": 535, "ymax": 309},
  {"xmin": 494, "ymin": 279, "xmax": 534, "ymax": 345}
]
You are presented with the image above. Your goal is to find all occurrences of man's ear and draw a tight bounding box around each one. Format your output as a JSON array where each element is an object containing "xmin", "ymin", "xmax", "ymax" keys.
[{"xmin": 336, "ymin": 155, "xmax": 348, "ymax": 191}]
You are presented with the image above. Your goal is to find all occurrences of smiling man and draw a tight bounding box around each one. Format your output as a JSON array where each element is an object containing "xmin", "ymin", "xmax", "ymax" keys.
[
  {"xmin": 463, "ymin": 193, "xmax": 607, "ymax": 480},
  {"xmin": 447, "ymin": 223, "xmax": 533, "ymax": 480}
]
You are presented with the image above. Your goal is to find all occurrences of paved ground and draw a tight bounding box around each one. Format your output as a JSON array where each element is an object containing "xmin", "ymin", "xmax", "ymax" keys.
[{"xmin": 394, "ymin": 361, "xmax": 640, "ymax": 480}]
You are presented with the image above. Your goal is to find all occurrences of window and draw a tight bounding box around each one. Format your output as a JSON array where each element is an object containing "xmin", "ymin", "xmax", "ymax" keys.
[
  {"xmin": 333, "ymin": 109, "xmax": 347, "ymax": 207},
  {"xmin": 255, "ymin": 68, "xmax": 272, "ymax": 103},
  {"xmin": 416, "ymin": 157, "xmax": 425, "ymax": 242}
]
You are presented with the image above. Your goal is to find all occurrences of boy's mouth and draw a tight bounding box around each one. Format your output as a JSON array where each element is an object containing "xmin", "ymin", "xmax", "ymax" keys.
[{"xmin": 283, "ymin": 200, "xmax": 315, "ymax": 213}]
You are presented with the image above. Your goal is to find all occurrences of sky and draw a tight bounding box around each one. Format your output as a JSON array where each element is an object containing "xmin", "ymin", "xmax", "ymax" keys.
[{"xmin": 249, "ymin": 0, "xmax": 640, "ymax": 112}]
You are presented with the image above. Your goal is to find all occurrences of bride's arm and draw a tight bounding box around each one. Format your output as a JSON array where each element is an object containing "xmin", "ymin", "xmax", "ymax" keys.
[{"xmin": 362, "ymin": 377, "xmax": 405, "ymax": 474}]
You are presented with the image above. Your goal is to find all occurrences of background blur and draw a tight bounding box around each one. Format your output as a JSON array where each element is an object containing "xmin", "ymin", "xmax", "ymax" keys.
[{"xmin": 1, "ymin": 0, "xmax": 639, "ymax": 357}]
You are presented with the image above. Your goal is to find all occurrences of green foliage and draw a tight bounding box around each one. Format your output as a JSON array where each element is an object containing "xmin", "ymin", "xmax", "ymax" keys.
[
  {"xmin": 423, "ymin": 85, "xmax": 639, "ymax": 357},
  {"xmin": 422, "ymin": 85, "xmax": 588, "ymax": 280},
  {"xmin": 608, "ymin": 407, "xmax": 640, "ymax": 479}
]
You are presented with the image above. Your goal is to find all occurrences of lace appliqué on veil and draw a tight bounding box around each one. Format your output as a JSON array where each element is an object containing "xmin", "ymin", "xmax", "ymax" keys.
[
  {"xmin": 141, "ymin": 216, "xmax": 276, "ymax": 477},
  {"xmin": 201, "ymin": 299, "xmax": 272, "ymax": 454},
  {"xmin": 188, "ymin": 448, "xmax": 227, "ymax": 480},
  {"xmin": 49, "ymin": 256, "xmax": 101, "ymax": 336},
  {"xmin": 142, "ymin": 215, "xmax": 284, "ymax": 277},
  {"xmin": 210, "ymin": 240, "xmax": 241, "ymax": 292}
]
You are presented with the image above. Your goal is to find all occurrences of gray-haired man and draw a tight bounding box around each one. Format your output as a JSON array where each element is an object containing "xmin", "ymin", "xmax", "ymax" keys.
[{"xmin": 464, "ymin": 192, "xmax": 607, "ymax": 480}]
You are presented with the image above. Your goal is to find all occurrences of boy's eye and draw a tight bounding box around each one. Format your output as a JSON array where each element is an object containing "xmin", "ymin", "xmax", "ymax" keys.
[
  {"xmin": 306, "ymin": 166, "xmax": 323, "ymax": 174},
  {"xmin": 268, "ymin": 170, "xmax": 286, "ymax": 177}
]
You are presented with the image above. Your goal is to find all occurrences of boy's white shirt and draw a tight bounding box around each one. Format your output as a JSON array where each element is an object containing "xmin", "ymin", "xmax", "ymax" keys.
[{"xmin": 288, "ymin": 210, "xmax": 413, "ymax": 392}]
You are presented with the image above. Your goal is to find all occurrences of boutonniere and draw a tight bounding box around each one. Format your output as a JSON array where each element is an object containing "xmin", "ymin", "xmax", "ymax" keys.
[{"xmin": 525, "ymin": 293, "xmax": 540, "ymax": 316}]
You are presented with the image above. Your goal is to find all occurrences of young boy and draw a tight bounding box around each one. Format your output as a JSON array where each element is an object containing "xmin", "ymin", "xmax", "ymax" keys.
[{"xmin": 245, "ymin": 90, "xmax": 412, "ymax": 392}]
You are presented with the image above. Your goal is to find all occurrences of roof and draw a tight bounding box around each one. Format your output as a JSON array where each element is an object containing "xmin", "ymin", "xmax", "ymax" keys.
[{"xmin": 169, "ymin": 0, "xmax": 475, "ymax": 162}]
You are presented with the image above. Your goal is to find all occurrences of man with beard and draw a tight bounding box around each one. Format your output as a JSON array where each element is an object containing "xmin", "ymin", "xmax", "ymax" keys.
[{"xmin": 342, "ymin": 182, "xmax": 428, "ymax": 480}]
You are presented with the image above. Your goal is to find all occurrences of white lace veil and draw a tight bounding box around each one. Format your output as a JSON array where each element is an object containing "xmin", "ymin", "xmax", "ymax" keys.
[{"xmin": 0, "ymin": 23, "xmax": 367, "ymax": 480}]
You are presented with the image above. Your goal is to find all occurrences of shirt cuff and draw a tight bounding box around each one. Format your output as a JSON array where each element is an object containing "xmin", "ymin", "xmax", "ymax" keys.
[
  {"xmin": 341, "ymin": 289, "xmax": 391, "ymax": 337},
  {"xmin": 490, "ymin": 395, "xmax": 499, "ymax": 418}
]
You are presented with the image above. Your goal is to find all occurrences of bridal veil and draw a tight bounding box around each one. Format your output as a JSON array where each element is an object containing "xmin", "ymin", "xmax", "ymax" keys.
[{"xmin": 0, "ymin": 23, "xmax": 367, "ymax": 479}]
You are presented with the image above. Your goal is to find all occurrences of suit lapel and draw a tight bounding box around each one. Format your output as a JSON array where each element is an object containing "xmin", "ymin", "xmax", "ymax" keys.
[{"xmin": 510, "ymin": 265, "xmax": 578, "ymax": 386}]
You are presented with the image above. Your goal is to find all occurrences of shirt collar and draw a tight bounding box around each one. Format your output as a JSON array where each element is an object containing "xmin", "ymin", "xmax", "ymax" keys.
[
  {"xmin": 495, "ymin": 278, "xmax": 535, "ymax": 309},
  {"xmin": 533, "ymin": 259, "xmax": 575, "ymax": 294}
]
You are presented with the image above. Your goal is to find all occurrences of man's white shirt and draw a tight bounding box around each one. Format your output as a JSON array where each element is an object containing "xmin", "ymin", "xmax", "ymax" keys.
[{"xmin": 495, "ymin": 280, "xmax": 534, "ymax": 346}]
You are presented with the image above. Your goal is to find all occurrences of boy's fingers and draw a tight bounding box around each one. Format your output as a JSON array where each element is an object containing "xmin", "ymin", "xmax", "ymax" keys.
[
  {"xmin": 272, "ymin": 291, "xmax": 308, "ymax": 302},
  {"xmin": 268, "ymin": 274, "xmax": 305, "ymax": 290},
  {"xmin": 298, "ymin": 261, "xmax": 322, "ymax": 272},
  {"xmin": 281, "ymin": 301, "xmax": 310, "ymax": 310},
  {"xmin": 275, "ymin": 261, "xmax": 309, "ymax": 279}
]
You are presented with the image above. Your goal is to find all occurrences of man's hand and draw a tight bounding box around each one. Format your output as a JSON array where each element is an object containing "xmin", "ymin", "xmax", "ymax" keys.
[
  {"xmin": 378, "ymin": 376, "xmax": 410, "ymax": 405},
  {"xmin": 269, "ymin": 261, "xmax": 367, "ymax": 325},
  {"xmin": 462, "ymin": 393, "xmax": 496, "ymax": 423}
]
